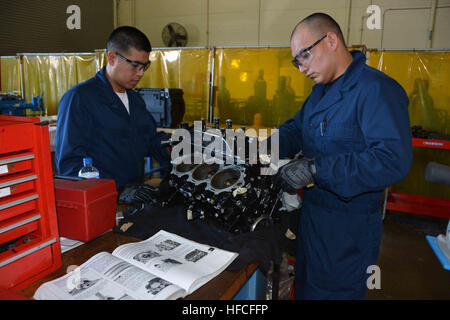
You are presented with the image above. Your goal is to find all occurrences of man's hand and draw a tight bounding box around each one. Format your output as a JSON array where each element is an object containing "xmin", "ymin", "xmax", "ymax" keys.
[
  {"xmin": 274, "ymin": 158, "xmax": 316, "ymax": 194},
  {"xmin": 122, "ymin": 202, "xmax": 154, "ymax": 218},
  {"xmin": 118, "ymin": 184, "xmax": 159, "ymax": 204},
  {"xmin": 281, "ymin": 192, "xmax": 302, "ymax": 212}
]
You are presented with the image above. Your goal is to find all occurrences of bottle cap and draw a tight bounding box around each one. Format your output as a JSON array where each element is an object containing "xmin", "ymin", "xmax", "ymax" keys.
[{"xmin": 83, "ymin": 157, "xmax": 93, "ymax": 166}]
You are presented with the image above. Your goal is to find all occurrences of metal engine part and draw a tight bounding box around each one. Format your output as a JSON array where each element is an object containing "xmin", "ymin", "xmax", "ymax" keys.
[{"xmin": 162, "ymin": 119, "xmax": 285, "ymax": 234}]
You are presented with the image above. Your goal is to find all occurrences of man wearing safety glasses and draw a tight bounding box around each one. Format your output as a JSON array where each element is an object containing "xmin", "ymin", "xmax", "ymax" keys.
[
  {"xmin": 55, "ymin": 26, "xmax": 170, "ymax": 197},
  {"xmin": 273, "ymin": 13, "xmax": 412, "ymax": 299}
]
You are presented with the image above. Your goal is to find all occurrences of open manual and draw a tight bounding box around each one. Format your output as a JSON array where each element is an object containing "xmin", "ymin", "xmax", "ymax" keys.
[{"xmin": 34, "ymin": 230, "xmax": 238, "ymax": 300}]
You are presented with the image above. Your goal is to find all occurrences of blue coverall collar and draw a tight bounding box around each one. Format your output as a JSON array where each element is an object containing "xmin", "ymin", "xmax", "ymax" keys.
[
  {"xmin": 335, "ymin": 50, "xmax": 366, "ymax": 92},
  {"xmin": 95, "ymin": 66, "xmax": 132, "ymax": 119},
  {"xmin": 96, "ymin": 66, "xmax": 118, "ymax": 95},
  {"xmin": 315, "ymin": 50, "xmax": 365, "ymax": 92},
  {"xmin": 308, "ymin": 50, "xmax": 366, "ymax": 115}
]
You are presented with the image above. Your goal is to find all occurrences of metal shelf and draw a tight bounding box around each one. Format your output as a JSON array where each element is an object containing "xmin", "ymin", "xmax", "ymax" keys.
[{"xmin": 383, "ymin": 137, "xmax": 450, "ymax": 219}]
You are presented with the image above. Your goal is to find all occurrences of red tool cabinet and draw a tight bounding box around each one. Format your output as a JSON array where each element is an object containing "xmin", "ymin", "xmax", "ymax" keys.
[
  {"xmin": 0, "ymin": 115, "xmax": 61, "ymax": 291},
  {"xmin": 384, "ymin": 138, "xmax": 450, "ymax": 219}
]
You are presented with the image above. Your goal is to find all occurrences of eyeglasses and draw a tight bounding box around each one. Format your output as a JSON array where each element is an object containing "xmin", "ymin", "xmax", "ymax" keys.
[
  {"xmin": 291, "ymin": 34, "xmax": 327, "ymax": 68},
  {"xmin": 115, "ymin": 51, "xmax": 151, "ymax": 72}
]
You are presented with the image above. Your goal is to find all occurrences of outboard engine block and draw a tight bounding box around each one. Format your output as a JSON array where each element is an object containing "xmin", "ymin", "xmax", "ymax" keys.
[{"xmin": 162, "ymin": 118, "xmax": 285, "ymax": 234}]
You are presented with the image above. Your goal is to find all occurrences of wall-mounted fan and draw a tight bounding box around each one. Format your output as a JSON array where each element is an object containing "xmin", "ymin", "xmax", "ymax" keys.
[{"xmin": 161, "ymin": 22, "xmax": 188, "ymax": 47}]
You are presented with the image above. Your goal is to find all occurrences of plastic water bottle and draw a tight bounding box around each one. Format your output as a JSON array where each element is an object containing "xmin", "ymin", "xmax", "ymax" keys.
[{"xmin": 78, "ymin": 157, "xmax": 100, "ymax": 179}]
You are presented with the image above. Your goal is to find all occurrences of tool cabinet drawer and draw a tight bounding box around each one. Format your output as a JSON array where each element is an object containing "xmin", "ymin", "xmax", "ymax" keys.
[
  {"xmin": 0, "ymin": 122, "xmax": 34, "ymax": 154},
  {"xmin": 0, "ymin": 173, "xmax": 37, "ymax": 199},
  {"xmin": 0, "ymin": 193, "xmax": 39, "ymax": 222},
  {"xmin": 0, "ymin": 213, "xmax": 40, "ymax": 244},
  {"xmin": 0, "ymin": 237, "xmax": 57, "ymax": 289},
  {"xmin": 0, "ymin": 153, "xmax": 34, "ymax": 177}
]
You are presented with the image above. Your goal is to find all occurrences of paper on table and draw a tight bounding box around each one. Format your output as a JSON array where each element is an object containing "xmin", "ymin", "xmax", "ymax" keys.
[{"xmin": 60, "ymin": 237, "xmax": 84, "ymax": 253}]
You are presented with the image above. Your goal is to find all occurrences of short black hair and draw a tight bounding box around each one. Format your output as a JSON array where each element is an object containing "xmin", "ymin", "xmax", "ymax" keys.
[
  {"xmin": 106, "ymin": 26, "xmax": 152, "ymax": 54},
  {"xmin": 291, "ymin": 12, "xmax": 346, "ymax": 46}
]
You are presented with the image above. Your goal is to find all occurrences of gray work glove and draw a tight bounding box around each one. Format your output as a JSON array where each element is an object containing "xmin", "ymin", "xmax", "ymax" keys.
[
  {"xmin": 281, "ymin": 192, "xmax": 302, "ymax": 212},
  {"xmin": 118, "ymin": 184, "xmax": 159, "ymax": 204},
  {"xmin": 274, "ymin": 158, "xmax": 316, "ymax": 194}
]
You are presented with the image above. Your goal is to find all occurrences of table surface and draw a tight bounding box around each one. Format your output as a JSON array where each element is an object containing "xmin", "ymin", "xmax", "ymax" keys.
[{"xmin": 19, "ymin": 230, "xmax": 259, "ymax": 300}]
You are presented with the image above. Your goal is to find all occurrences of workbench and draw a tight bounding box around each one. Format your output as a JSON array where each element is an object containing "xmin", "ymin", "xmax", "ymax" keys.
[{"xmin": 18, "ymin": 230, "xmax": 259, "ymax": 300}]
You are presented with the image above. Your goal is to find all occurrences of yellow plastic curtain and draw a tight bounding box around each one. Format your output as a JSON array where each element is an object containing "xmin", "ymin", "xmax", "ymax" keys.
[
  {"xmin": 213, "ymin": 46, "xmax": 365, "ymax": 129},
  {"xmin": 213, "ymin": 47, "xmax": 314, "ymax": 129},
  {"xmin": 368, "ymin": 50, "xmax": 450, "ymax": 199},
  {"xmin": 95, "ymin": 50, "xmax": 108, "ymax": 71},
  {"xmin": 369, "ymin": 51, "xmax": 450, "ymax": 133},
  {"xmin": 137, "ymin": 48, "xmax": 212, "ymax": 122},
  {"xmin": 10, "ymin": 47, "xmax": 368, "ymax": 121},
  {"xmin": 22, "ymin": 54, "xmax": 97, "ymax": 115},
  {"xmin": 0, "ymin": 56, "xmax": 20, "ymax": 94}
]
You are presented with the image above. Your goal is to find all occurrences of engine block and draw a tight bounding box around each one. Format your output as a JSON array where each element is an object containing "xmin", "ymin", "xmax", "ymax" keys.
[{"xmin": 161, "ymin": 119, "xmax": 285, "ymax": 234}]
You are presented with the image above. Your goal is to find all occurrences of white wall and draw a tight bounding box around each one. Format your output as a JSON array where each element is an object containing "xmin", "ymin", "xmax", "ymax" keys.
[{"xmin": 116, "ymin": 0, "xmax": 450, "ymax": 49}]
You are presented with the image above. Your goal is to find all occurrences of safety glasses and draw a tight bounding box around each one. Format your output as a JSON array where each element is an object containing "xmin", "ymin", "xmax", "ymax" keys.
[
  {"xmin": 292, "ymin": 34, "xmax": 327, "ymax": 68},
  {"xmin": 116, "ymin": 51, "xmax": 151, "ymax": 72}
]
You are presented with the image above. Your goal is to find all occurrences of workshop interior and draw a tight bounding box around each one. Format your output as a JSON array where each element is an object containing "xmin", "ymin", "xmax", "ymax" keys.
[{"xmin": 0, "ymin": 0, "xmax": 450, "ymax": 301}]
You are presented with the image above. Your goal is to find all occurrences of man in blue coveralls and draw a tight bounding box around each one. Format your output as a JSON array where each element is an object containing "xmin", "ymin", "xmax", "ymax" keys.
[
  {"xmin": 55, "ymin": 26, "xmax": 170, "ymax": 194},
  {"xmin": 273, "ymin": 13, "xmax": 413, "ymax": 299}
]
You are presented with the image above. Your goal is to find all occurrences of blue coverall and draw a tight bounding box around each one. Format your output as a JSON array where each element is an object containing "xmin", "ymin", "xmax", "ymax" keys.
[
  {"xmin": 278, "ymin": 50, "xmax": 413, "ymax": 299},
  {"xmin": 55, "ymin": 67, "xmax": 170, "ymax": 190}
]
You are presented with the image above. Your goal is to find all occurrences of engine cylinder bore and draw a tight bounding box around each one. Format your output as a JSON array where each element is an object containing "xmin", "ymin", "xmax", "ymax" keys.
[
  {"xmin": 210, "ymin": 167, "xmax": 243, "ymax": 191},
  {"xmin": 171, "ymin": 154, "xmax": 201, "ymax": 178},
  {"xmin": 175, "ymin": 163, "xmax": 198, "ymax": 174},
  {"xmin": 192, "ymin": 163, "xmax": 221, "ymax": 182}
]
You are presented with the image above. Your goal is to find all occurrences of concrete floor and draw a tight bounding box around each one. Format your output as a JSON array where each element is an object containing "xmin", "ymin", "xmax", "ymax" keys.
[
  {"xmin": 366, "ymin": 211, "xmax": 450, "ymax": 300},
  {"xmin": 271, "ymin": 210, "xmax": 450, "ymax": 300}
]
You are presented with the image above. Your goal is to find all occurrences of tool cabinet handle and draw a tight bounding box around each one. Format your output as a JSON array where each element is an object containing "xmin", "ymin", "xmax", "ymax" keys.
[
  {"xmin": 0, "ymin": 174, "xmax": 37, "ymax": 189},
  {"xmin": 0, "ymin": 154, "xmax": 35, "ymax": 166},
  {"xmin": 0, "ymin": 194, "xmax": 39, "ymax": 211},
  {"xmin": 0, "ymin": 238, "xmax": 57, "ymax": 268},
  {"xmin": 0, "ymin": 214, "xmax": 41, "ymax": 234}
]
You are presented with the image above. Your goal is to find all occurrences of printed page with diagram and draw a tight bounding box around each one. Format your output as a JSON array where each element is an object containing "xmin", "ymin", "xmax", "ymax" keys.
[
  {"xmin": 33, "ymin": 252, "xmax": 186, "ymax": 300},
  {"xmin": 112, "ymin": 230, "xmax": 239, "ymax": 294}
]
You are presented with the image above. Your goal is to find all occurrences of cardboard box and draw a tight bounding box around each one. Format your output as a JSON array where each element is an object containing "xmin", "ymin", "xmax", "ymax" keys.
[{"xmin": 54, "ymin": 178, "xmax": 117, "ymax": 242}]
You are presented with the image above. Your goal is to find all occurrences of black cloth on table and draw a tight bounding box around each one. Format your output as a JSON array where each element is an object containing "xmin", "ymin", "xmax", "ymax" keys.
[{"xmin": 114, "ymin": 203, "xmax": 299, "ymax": 275}]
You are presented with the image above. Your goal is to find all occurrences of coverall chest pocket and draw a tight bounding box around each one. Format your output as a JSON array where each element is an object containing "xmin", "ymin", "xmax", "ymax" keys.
[
  {"xmin": 135, "ymin": 125, "xmax": 151, "ymax": 143},
  {"xmin": 137, "ymin": 125, "xmax": 151, "ymax": 134},
  {"xmin": 323, "ymin": 122, "xmax": 364, "ymax": 153},
  {"xmin": 96, "ymin": 117, "xmax": 131, "ymax": 147},
  {"xmin": 98, "ymin": 125, "xmax": 130, "ymax": 139},
  {"xmin": 129, "ymin": 124, "xmax": 151, "ymax": 153}
]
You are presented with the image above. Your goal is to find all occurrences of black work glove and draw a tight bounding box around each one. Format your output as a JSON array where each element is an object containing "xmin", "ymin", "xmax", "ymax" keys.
[
  {"xmin": 274, "ymin": 158, "xmax": 316, "ymax": 194},
  {"xmin": 118, "ymin": 184, "xmax": 159, "ymax": 205},
  {"xmin": 122, "ymin": 202, "xmax": 154, "ymax": 219}
]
